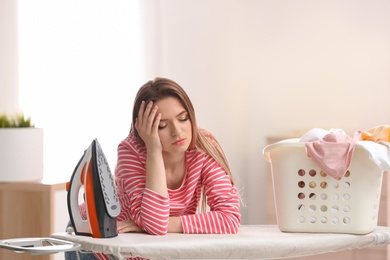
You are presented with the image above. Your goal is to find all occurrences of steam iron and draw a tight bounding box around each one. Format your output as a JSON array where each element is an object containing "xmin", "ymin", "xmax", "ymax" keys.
[{"xmin": 66, "ymin": 139, "xmax": 121, "ymax": 238}]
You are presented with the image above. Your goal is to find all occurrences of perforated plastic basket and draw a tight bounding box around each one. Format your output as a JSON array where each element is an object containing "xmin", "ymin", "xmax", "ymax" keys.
[{"xmin": 263, "ymin": 138, "xmax": 384, "ymax": 234}]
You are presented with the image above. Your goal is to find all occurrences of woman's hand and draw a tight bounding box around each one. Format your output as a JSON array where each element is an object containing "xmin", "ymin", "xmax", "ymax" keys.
[
  {"xmin": 136, "ymin": 100, "xmax": 168, "ymax": 196},
  {"xmin": 135, "ymin": 101, "xmax": 162, "ymax": 151},
  {"xmin": 117, "ymin": 219, "xmax": 144, "ymax": 233}
]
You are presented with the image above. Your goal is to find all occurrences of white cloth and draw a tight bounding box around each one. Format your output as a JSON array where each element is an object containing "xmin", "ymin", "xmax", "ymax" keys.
[
  {"xmin": 51, "ymin": 225, "xmax": 390, "ymax": 259},
  {"xmin": 300, "ymin": 128, "xmax": 347, "ymax": 142},
  {"xmin": 357, "ymin": 140, "xmax": 390, "ymax": 171}
]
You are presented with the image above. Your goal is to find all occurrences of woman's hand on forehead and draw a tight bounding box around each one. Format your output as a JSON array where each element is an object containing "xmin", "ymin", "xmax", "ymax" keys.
[{"xmin": 135, "ymin": 100, "xmax": 162, "ymax": 151}]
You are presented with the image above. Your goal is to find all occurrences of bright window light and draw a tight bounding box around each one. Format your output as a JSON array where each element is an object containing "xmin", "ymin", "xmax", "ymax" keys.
[{"xmin": 18, "ymin": 0, "xmax": 144, "ymax": 181}]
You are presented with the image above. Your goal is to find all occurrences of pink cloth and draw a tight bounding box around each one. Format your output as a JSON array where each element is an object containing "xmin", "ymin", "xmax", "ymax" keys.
[{"xmin": 304, "ymin": 130, "xmax": 360, "ymax": 180}]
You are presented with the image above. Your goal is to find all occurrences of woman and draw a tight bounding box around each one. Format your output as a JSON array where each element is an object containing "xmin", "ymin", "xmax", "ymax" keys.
[
  {"xmin": 115, "ymin": 77, "xmax": 240, "ymax": 235},
  {"xmin": 66, "ymin": 77, "xmax": 240, "ymax": 259}
]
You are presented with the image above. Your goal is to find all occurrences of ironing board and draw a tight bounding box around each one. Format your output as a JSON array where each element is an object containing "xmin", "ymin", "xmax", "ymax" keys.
[{"xmin": 51, "ymin": 225, "xmax": 390, "ymax": 259}]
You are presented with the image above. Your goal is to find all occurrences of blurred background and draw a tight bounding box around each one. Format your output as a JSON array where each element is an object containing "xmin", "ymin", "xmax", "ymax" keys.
[{"xmin": 1, "ymin": 0, "xmax": 389, "ymax": 227}]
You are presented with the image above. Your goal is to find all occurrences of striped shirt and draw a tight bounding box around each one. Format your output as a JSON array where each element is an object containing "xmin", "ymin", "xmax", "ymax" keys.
[
  {"xmin": 115, "ymin": 133, "xmax": 241, "ymax": 235},
  {"xmin": 93, "ymin": 132, "xmax": 240, "ymax": 259}
]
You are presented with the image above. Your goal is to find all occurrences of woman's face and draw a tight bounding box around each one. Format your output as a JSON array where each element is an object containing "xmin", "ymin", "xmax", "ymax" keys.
[{"xmin": 155, "ymin": 96, "xmax": 192, "ymax": 154}]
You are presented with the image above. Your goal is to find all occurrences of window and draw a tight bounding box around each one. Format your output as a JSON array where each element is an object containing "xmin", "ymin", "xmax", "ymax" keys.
[{"xmin": 18, "ymin": 0, "xmax": 143, "ymax": 181}]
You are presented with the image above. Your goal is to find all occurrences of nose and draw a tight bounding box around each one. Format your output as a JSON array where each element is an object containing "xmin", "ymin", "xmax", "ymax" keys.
[{"xmin": 171, "ymin": 122, "xmax": 181, "ymax": 137}]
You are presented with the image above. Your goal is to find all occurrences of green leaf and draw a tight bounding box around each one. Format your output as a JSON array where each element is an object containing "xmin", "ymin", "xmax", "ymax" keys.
[{"xmin": 0, "ymin": 113, "xmax": 35, "ymax": 128}]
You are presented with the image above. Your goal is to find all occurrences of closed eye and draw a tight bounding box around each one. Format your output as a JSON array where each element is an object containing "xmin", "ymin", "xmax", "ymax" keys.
[
  {"xmin": 158, "ymin": 110, "xmax": 189, "ymax": 130},
  {"xmin": 179, "ymin": 117, "xmax": 189, "ymax": 122}
]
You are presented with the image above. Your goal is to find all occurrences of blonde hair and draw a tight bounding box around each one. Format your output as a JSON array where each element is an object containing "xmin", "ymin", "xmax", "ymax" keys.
[
  {"xmin": 131, "ymin": 78, "xmax": 234, "ymax": 211},
  {"xmin": 196, "ymin": 130, "xmax": 233, "ymax": 212}
]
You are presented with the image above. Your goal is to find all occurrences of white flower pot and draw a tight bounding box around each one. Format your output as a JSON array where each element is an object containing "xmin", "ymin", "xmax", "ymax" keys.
[{"xmin": 0, "ymin": 128, "xmax": 43, "ymax": 182}]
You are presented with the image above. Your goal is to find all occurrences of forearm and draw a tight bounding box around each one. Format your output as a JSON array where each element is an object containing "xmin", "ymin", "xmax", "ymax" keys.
[
  {"xmin": 181, "ymin": 210, "xmax": 240, "ymax": 234},
  {"xmin": 137, "ymin": 189, "xmax": 170, "ymax": 235},
  {"xmin": 145, "ymin": 150, "xmax": 168, "ymax": 196}
]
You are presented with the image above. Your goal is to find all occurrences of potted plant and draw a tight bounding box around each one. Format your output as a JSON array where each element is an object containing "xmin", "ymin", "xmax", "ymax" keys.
[{"xmin": 0, "ymin": 113, "xmax": 43, "ymax": 182}]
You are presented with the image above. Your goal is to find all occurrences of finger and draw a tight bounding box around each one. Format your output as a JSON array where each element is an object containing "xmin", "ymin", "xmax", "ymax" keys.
[
  {"xmin": 117, "ymin": 227, "xmax": 127, "ymax": 233},
  {"xmin": 118, "ymin": 224, "xmax": 139, "ymax": 233},
  {"xmin": 137, "ymin": 101, "xmax": 146, "ymax": 126},
  {"xmin": 146, "ymin": 104, "xmax": 158, "ymax": 129},
  {"xmin": 117, "ymin": 222, "xmax": 130, "ymax": 233},
  {"xmin": 135, "ymin": 117, "xmax": 139, "ymax": 131},
  {"xmin": 143, "ymin": 101, "xmax": 154, "ymax": 121},
  {"xmin": 118, "ymin": 225, "xmax": 129, "ymax": 233},
  {"xmin": 116, "ymin": 221, "xmax": 125, "ymax": 231},
  {"xmin": 151, "ymin": 112, "xmax": 161, "ymax": 132}
]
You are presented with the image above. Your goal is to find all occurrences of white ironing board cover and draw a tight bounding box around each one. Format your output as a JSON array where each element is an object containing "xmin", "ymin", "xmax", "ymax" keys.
[{"xmin": 51, "ymin": 225, "xmax": 390, "ymax": 259}]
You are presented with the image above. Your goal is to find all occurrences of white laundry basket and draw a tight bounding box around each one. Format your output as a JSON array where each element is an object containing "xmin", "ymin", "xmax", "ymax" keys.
[{"xmin": 263, "ymin": 138, "xmax": 384, "ymax": 234}]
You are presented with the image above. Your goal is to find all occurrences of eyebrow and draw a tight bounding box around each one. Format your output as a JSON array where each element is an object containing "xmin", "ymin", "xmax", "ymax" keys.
[{"xmin": 160, "ymin": 110, "xmax": 187, "ymax": 122}]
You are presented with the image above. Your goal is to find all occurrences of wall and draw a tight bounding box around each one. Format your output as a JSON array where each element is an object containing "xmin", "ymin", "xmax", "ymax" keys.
[
  {"xmin": 140, "ymin": 0, "xmax": 390, "ymax": 224},
  {"xmin": 2, "ymin": 0, "xmax": 389, "ymax": 225},
  {"xmin": 0, "ymin": 0, "xmax": 18, "ymax": 114}
]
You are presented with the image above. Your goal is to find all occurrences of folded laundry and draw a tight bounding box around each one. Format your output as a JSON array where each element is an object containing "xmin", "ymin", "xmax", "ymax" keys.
[
  {"xmin": 300, "ymin": 127, "xmax": 390, "ymax": 178},
  {"xmin": 300, "ymin": 129, "xmax": 359, "ymax": 180}
]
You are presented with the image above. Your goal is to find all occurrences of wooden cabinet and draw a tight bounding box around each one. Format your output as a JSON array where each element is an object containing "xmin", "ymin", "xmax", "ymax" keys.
[{"xmin": 0, "ymin": 180, "xmax": 67, "ymax": 260}]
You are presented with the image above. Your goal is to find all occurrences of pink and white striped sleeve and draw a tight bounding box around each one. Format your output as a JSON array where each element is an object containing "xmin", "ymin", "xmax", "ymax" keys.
[
  {"xmin": 180, "ymin": 155, "xmax": 241, "ymax": 234},
  {"xmin": 115, "ymin": 140, "xmax": 171, "ymax": 235}
]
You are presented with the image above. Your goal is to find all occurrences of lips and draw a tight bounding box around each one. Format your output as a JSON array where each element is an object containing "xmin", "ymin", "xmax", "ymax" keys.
[{"xmin": 172, "ymin": 138, "xmax": 186, "ymax": 146}]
